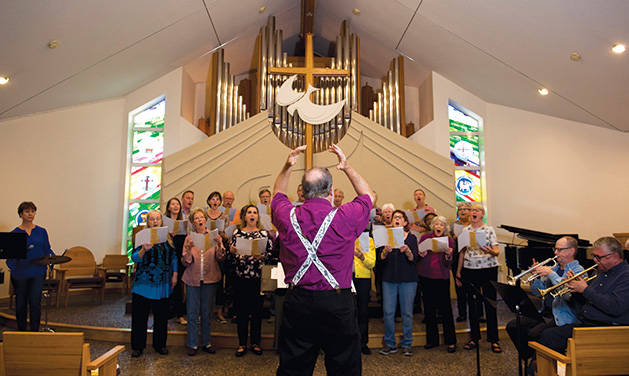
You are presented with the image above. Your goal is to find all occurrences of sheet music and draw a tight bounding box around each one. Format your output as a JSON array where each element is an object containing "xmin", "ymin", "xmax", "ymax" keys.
[
  {"xmin": 235, "ymin": 237, "xmax": 267, "ymax": 256},
  {"xmin": 453, "ymin": 223, "xmax": 465, "ymax": 237},
  {"xmin": 163, "ymin": 216, "xmax": 188, "ymax": 235},
  {"xmin": 356, "ymin": 232, "xmax": 370, "ymax": 253},
  {"xmin": 224, "ymin": 224, "xmax": 237, "ymax": 240},
  {"xmin": 418, "ymin": 236, "xmax": 450, "ymax": 253},
  {"xmin": 134, "ymin": 226, "xmax": 168, "ymax": 247},
  {"xmin": 259, "ymin": 213, "xmax": 273, "ymax": 231},
  {"xmin": 372, "ymin": 225, "xmax": 404, "ymax": 248},
  {"xmin": 370, "ymin": 208, "xmax": 377, "ymax": 221},
  {"xmin": 206, "ymin": 219, "xmax": 225, "ymax": 231},
  {"xmin": 458, "ymin": 230, "xmax": 487, "ymax": 252},
  {"xmin": 188, "ymin": 230, "xmax": 220, "ymax": 250},
  {"xmin": 271, "ymin": 263, "xmax": 287, "ymax": 288},
  {"xmin": 257, "ymin": 203, "xmax": 272, "ymax": 216}
]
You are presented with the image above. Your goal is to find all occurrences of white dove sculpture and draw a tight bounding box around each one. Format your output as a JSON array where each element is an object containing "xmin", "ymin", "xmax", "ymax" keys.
[{"xmin": 276, "ymin": 75, "xmax": 346, "ymax": 125}]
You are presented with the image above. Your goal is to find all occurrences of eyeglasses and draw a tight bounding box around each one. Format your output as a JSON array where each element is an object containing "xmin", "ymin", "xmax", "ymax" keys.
[
  {"xmin": 392, "ymin": 215, "xmax": 405, "ymax": 219},
  {"xmin": 552, "ymin": 247, "xmax": 572, "ymax": 252},
  {"xmin": 458, "ymin": 208, "xmax": 470, "ymax": 212},
  {"xmin": 593, "ymin": 253, "xmax": 614, "ymax": 262}
]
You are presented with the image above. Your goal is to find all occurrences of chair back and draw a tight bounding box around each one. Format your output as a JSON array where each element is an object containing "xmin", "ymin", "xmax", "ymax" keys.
[
  {"xmin": 58, "ymin": 246, "xmax": 97, "ymax": 277},
  {"xmin": 0, "ymin": 332, "xmax": 87, "ymax": 376},
  {"xmin": 101, "ymin": 254, "xmax": 129, "ymax": 271},
  {"xmin": 570, "ymin": 326, "xmax": 629, "ymax": 375}
]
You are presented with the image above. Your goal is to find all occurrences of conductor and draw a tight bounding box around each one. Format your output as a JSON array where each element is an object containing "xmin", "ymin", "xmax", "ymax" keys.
[{"xmin": 272, "ymin": 144, "xmax": 375, "ymax": 376}]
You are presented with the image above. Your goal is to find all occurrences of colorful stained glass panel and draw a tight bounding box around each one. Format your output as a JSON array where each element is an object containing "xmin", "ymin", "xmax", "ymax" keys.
[
  {"xmin": 450, "ymin": 134, "xmax": 480, "ymax": 167},
  {"xmin": 455, "ymin": 170, "xmax": 481, "ymax": 202},
  {"xmin": 127, "ymin": 202, "xmax": 160, "ymax": 255},
  {"xmin": 130, "ymin": 166, "xmax": 161, "ymax": 200},
  {"xmin": 133, "ymin": 99, "xmax": 165, "ymax": 128},
  {"xmin": 132, "ymin": 131, "xmax": 164, "ymax": 164},
  {"xmin": 448, "ymin": 104, "xmax": 479, "ymax": 133}
]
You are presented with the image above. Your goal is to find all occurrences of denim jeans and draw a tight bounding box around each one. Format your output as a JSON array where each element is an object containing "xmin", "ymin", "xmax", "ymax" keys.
[
  {"xmin": 186, "ymin": 282, "xmax": 218, "ymax": 349},
  {"xmin": 12, "ymin": 274, "xmax": 45, "ymax": 332},
  {"xmin": 382, "ymin": 281, "xmax": 417, "ymax": 348}
]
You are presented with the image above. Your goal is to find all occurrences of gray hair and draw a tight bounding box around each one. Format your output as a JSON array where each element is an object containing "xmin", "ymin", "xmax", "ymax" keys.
[
  {"xmin": 301, "ymin": 167, "xmax": 333, "ymax": 199},
  {"xmin": 593, "ymin": 236, "xmax": 624, "ymax": 259},
  {"xmin": 430, "ymin": 215, "xmax": 451, "ymax": 235}
]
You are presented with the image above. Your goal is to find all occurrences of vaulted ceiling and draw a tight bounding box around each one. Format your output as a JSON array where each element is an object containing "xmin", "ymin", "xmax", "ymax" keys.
[{"xmin": 1, "ymin": 0, "xmax": 628, "ymax": 132}]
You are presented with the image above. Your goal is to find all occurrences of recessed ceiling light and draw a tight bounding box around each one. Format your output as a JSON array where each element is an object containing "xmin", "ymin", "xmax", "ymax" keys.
[
  {"xmin": 570, "ymin": 52, "xmax": 581, "ymax": 61},
  {"xmin": 258, "ymin": 7, "xmax": 266, "ymax": 14},
  {"xmin": 0, "ymin": 77, "xmax": 9, "ymax": 85},
  {"xmin": 353, "ymin": 8, "xmax": 360, "ymax": 16},
  {"xmin": 612, "ymin": 44, "xmax": 626, "ymax": 54},
  {"xmin": 48, "ymin": 40, "xmax": 59, "ymax": 49},
  {"xmin": 538, "ymin": 88, "xmax": 549, "ymax": 96}
]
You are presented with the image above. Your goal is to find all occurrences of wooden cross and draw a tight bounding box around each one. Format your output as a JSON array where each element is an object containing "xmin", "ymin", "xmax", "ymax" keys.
[{"xmin": 268, "ymin": 33, "xmax": 349, "ymax": 170}]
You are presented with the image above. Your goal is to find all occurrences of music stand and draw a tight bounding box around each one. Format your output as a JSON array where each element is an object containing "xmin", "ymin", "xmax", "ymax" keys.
[
  {"xmin": 456, "ymin": 276, "xmax": 498, "ymax": 376},
  {"xmin": 492, "ymin": 281, "xmax": 543, "ymax": 376},
  {"xmin": 0, "ymin": 232, "xmax": 28, "ymax": 285}
]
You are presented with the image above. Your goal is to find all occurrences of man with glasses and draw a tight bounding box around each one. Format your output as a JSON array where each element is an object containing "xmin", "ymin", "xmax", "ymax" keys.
[
  {"xmin": 506, "ymin": 236, "xmax": 585, "ymax": 362},
  {"xmin": 528, "ymin": 236, "xmax": 629, "ymax": 374}
]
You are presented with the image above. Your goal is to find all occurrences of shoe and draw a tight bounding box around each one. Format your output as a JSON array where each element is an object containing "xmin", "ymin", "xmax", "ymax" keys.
[
  {"xmin": 379, "ymin": 345, "xmax": 397, "ymax": 355},
  {"xmin": 361, "ymin": 346, "xmax": 372, "ymax": 355},
  {"xmin": 187, "ymin": 347, "xmax": 197, "ymax": 356},
  {"xmin": 202, "ymin": 345, "xmax": 216, "ymax": 354},
  {"xmin": 235, "ymin": 346, "xmax": 247, "ymax": 357},
  {"xmin": 456, "ymin": 315, "xmax": 467, "ymax": 322},
  {"xmin": 491, "ymin": 342, "xmax": 502, "ymax": 353},
  {"xmin": 424, "ymin": 343, "xmax": 438, "ymax": 349},
  {"xmin": 447, "ymin": 345, "xmax": 456, "ymax": 353},
  {"xmin": 131, "ymin": 349, "xmax": 143, "ymax": 358},
  {"xmin": 463, "ymin": 340, "xmax": 477, "ymax": 350},
  {"xmin": 251, "ymin": 344, "xmax": 263, "ymax": 356},
  {"xmin": 478, "ymin": 316, "xmax": 487, "ymax": 323},
  {"xmin": 402, "ymin": 347, "xmax": 412, "ymax": 356},
  {"xmin": 154, "ymin": 347, "xmax": 169, "ymax": 355},
  {"xmin": 217, "ymin": 313, "xmax": 227, "ymax": 324},
  {"xmin": 395, "ymin": 317, "xmax": 402, "ymax": 323},
  {"xmin": 231, "ymin": 317, "xmax": 238, "ymax": 323},
  {"xmin": 178, "ymin": 317, "xmax": 188, "ymax": 325}
]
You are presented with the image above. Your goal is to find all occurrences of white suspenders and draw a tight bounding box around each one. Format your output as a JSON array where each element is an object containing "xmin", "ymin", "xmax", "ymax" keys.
[{"xmin": 289, "ymin": 207, "xmax": 340, "ymax": 290}]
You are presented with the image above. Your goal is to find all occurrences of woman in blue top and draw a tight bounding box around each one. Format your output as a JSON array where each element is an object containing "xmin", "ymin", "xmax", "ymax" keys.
[
  {"xmin": 131, "ymin": 210, "xmax": 178, "ymax": 358},
  {"xmin": 8, "ymin": 201, "xmax": 55, "ymax": 331}
]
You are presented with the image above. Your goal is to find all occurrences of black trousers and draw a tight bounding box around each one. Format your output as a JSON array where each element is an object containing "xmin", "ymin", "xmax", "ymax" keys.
[
  {"xmin": 12, "ymin": 275, "xmax": 45, "ymax": 332},
  {"xmin": 277, "ymin": 287, "xmax": 361, "ymax": 376},
  {"xmin": 353, "ymin": 277, "xmax": 371, "ymax": 347},
  {"xmin": 170, "ymin": 235, "xmax": 186, "ymax": 318},
  {"xmin": 462, "ymin": 266, "xmax": 499, "ymax": 343},
  {"xmin": 131, "ymin": 293, "xmax": 170, "ymax": 351},
  {"xmin": 506, "ymin": 316, "xmax": 556, "ymax": 360},
  {"xmin": 420, "ymin": 276, "xmax": 457, "ymax": 346},
  {"xmin": 233, "ymin": 277, "xmax": 263, "ymax": 346}
]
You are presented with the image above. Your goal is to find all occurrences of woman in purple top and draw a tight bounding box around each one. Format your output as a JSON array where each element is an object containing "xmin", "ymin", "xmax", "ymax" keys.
[
  {"xmin": 379, "ymin": 210, "xmax": 419, "ymax": 356},
  {"xmin": 8, "ymin": 201, "xmax": 55, "ymax": 332},
  {"xmin": 418, "ymin": 215, "xmax": 457, "ymax": 353}
]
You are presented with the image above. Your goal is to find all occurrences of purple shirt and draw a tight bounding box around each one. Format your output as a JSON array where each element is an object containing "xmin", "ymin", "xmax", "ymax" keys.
[
  {"xmin": 417, "ymin": 232, "xmax": 454, "ymax": 280},
  {"xmin": 272, "ymin": 192, "xmax": 371, "ymax": 290}
]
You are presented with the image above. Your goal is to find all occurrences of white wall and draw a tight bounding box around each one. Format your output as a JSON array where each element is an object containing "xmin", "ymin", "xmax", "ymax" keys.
[{"xmin": 0, "ymin": 99, "xmax": 127, "ymax": 295}]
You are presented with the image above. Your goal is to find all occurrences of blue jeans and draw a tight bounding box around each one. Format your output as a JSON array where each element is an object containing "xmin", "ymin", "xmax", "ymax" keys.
[
  {"xmin": 382, "ymin": 281, "xmax": 417, "ymax": 348},
  {"xmin": 186, "ymin": 282, "xmax": 218, "ymax": 349},
  {"xmin": 12, "ymin": 274, "xmax": 46, "ymax": 332}
]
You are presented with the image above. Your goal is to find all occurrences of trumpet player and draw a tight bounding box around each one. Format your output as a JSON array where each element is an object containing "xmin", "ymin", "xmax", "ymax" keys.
[
  {"xmin": 529, "ymin": 237, "xmax": 629, "ymax": 375},
  {"xmin": 506, "ymin": 236, "xmax": 585, "ymax": 362}
]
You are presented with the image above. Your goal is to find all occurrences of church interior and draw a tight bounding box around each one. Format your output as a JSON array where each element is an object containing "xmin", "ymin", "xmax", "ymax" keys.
[{"xmin": 0, "ymin": 0, "xmax": 628, "ymax": 374}]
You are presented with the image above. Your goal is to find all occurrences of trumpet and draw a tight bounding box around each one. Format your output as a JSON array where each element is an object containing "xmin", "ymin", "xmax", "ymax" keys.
[
  {"xmin": 537, "ymin": 264, "xmax": 598, "ymax": 298},
  {"xmin": 508, "ymin": 256, "xmax": 558, "ymax": 286}
]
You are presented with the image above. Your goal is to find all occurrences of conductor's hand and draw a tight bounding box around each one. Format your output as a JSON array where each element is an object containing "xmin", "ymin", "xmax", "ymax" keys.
[
  {"xmin": 328, "ymin": 144, "xmax": 349, "ymax": 171},
  {"xmin": 287, "ymin": 145, "xmax": 307, "ymax": 166}
]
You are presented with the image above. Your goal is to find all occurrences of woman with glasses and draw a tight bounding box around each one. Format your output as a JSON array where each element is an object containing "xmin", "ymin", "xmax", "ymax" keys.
[
  {"xmin": 456, "ymin": 203, "xmax": 502, "ymax": 353},
  {"xmin": 379, "ymin": 210, "xmax": 419, "ymax": 356}
]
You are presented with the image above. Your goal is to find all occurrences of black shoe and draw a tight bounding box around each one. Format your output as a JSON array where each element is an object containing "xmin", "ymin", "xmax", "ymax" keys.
[
  {"xmin": 424, "ymin": 343, "xmax": 438, "ymax": 350},
  {"xmin": 187, "ymin": 347, "xmax": 197, "ymax": 356},
  {"xmin": 131, "ymin": 349, "xmax": 143, "ymax": 358},
  {"xmin": 447, "ymin": 345, "xmax": 456, "ymax": 353},
  {"xmin": 154, "ymin": 347, "xmax": 169, "ymax": 355},
  {"xmin": 478, "ymin": 316, "xmax": 487, "ymax": 323},
  {"xmin": 235, "ymin": 346, "xmax": 247, "ymax": 357},
  {"xmin": 361, "ymin": 346, "xmax": 372, "ymax": 355},
  {"xmin": 202, "ymin": 345, "xmax": 216, "ymax": 354},
  {"xmin": 456, "ymin": 315, "xmax": 467, "ymax": 322},
  {"xmin": 251, "ymin": 344, "xmax": 263, "ymax": 356}
]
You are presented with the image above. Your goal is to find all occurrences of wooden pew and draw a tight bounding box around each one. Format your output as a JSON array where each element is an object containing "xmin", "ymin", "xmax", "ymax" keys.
[{"xmin": 529, "ymin": 326, "xmax": 629, "ymax": 376}]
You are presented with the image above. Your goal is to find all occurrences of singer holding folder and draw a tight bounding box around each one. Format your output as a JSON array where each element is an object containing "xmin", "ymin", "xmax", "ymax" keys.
[{"xmin": 8, "ymin": 201, "xmax": 55, "ymax": 332}]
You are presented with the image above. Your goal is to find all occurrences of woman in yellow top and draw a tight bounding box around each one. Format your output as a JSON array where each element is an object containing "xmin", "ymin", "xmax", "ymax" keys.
[{"xmin": 353, "ymin": 232, "xmax": 376, "ymax": 355}]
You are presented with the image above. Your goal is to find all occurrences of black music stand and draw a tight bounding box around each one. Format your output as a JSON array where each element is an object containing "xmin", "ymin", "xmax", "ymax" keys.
[
  {"xmin": 492, "ymin": 281, "xmax": 543, "ymax": 376},
  {"xmin": 0, "ymin": 233, "xmax": 28, "ymax": 284},
  {"xmin": 456, "ymin": 276, "xmax": 498, "ymax": 376}
]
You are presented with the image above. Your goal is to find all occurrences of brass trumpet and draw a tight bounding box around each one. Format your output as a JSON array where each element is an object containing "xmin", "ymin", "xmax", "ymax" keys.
[
  {"xmin": 537, "ymin": 264, "xmax": 598, "ymax": 298},
  {"xmin": 508, "ymin": 256, "xmax": 558, "ymax": 286}
]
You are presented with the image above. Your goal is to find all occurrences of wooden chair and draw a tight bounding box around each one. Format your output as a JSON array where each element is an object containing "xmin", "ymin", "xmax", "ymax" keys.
[
  {"xmin": 98, "ymin": 254, "xmax": 131, "ymax": 295},
  {"xmin": 55, "ymin": 246, "xmax": 106, "ymax": 308},
  {"xmin": 0, "ymin": 331, "xmax": 124, "ymax": 376},
  {"xmin": 529, "ymin": 326, "xmax": 629, "ymax": 376}
]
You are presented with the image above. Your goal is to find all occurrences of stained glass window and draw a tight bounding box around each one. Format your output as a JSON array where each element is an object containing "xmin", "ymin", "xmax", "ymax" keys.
[
  {"xmin": 449, "ymin": 102, "xmax": 485, "ymax": 209},
  {"xmin": 124, "ymin": 97, "xmax": 165, "ymax": 256}
]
